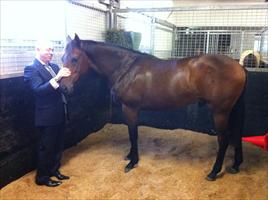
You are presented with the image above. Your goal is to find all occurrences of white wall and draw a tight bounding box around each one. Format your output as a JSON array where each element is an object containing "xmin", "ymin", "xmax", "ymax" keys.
[
  {"xmin": 0, "ymin": 1, "xmax": 66, "ymax": 40},
  {"xmin": 120, "ymin": 0, "xmax": 174, "ymax": 20},
  {"xmin": 168, "ymin": 9, "xmax": 268, "ymax": 27}
]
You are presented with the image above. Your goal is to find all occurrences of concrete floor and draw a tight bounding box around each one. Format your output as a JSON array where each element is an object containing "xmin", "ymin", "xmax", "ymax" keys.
[{"xmin": 1, "ymin": 123, "xmax": 268, "ymax": 200}]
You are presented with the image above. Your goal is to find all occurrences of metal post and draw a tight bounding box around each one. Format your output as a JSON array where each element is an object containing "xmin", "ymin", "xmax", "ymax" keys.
[
  {"xmin": 240, "ymin": 31, "xmax": 244, "ymax": 54},
  {"xmin": 206, "ymin": 31, "xmax": 210, "ymax": 54},
  {"xmin": 150, "ymin": 18, "xmax": 156, "ymax": 55},
  {"xmin": 113, "ymin": 10, "xmax": 117, "ymax": 29},
  {"xmin": 107, "ymin": 5, "xmax": 113, "ymax": 29},
  {"xmin": 171, "ymin": 27, "xmax": 176, "ymax": 58}
]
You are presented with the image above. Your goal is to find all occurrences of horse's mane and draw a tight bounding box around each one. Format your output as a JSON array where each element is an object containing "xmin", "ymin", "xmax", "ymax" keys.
[{"xmin": 81, "ymin": 39, "xmax": 156, "ymax": 59}]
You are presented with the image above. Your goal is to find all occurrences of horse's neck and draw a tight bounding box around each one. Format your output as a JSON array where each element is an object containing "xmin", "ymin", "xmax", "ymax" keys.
[{"xmin": 93, "ymin": 45, "xmax": 138, "ymax": 86}]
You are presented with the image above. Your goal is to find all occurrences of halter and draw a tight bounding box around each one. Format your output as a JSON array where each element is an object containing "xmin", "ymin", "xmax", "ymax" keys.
[{"xmin": 68, "ymin": 49, "xmax": 82, "ymax": 74}]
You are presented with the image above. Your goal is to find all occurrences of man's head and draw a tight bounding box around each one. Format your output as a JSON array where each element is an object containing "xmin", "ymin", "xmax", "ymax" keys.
[{"xmin": 35, "ymin": 40, "xmax": 54, "ymax": 64}]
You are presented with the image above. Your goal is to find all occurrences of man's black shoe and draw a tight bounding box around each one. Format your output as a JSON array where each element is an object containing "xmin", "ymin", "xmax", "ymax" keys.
[
  {"xmin": 36, "ymin": 178, "xmax": 62, "ymax": 187},
  {"xmin": 53, "ymin": 171, "xmax": 70, "ymax": 180}
]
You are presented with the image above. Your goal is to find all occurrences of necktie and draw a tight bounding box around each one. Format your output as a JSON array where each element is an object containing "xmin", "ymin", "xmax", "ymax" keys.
[
  {"xmin": 45, "ymin": 65, "xmax": 57, "ymax": 77},
  {"xmin": 45, "ymin": 64, "xmax": 69, "ymax": 119},
  {"xmin": 45, "ymin": 65, "xmax": 67, "ymax": 104}
]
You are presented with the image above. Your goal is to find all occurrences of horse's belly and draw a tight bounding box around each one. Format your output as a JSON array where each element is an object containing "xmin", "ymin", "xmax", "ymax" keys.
[{"xmin": 140, "ymin": 94, "xmax": 197, "ymax": 110}]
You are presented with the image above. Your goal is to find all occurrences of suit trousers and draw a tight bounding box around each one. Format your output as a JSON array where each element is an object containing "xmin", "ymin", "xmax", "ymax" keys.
[{"xmin": 36, "ymin": 123, "xmax": 64, "ymax": 181}]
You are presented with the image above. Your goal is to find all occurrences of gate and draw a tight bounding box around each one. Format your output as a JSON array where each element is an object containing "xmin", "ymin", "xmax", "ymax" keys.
[{"xmin": 114, "ymin": 3, "xmax": 268, "ymax": 67}]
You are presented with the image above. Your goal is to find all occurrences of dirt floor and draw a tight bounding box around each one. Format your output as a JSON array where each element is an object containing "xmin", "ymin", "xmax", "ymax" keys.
[{"xmin": 1, "ymin": 123, "xmax": 268, "ymax": 200}]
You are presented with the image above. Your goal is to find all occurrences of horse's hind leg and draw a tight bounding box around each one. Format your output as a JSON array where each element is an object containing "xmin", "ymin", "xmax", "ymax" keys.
[
  {"xmin": 122, "ymin": 104, "xmax": 139, "ymax": 173},
  {"xmin": 226, "ymin": 98, "xmax": 244, "ymax": 174},
  {"xmin": 226, "ymin": 119, "xmax": 243, "ymax": 174},
  {"xmin": 226, "ymin": 139, "xmax": 243, "ymax": 174},
  {"xmin": 207, "ymin": 111, "xmax": 230, "ymax": 181}
]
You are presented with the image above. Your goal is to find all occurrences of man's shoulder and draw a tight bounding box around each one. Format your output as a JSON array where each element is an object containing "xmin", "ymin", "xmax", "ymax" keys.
[
  {"xmin": 25, "ymin": 63, "xmax": 35, "ymax": 69},
  {"xmin": 24, "ymin": 60, "xmax": 41, "ymax": 75},
  {"xmin": 50, "ymin": 62, "xmax": 60, "ymax": 68},
  {"xmin": 25, "ymin": 59, "xmax": 40, "ymax": 69},
  {"xmin": 24, "ymin": 63, "xmax": 39, "ymax": 74}
]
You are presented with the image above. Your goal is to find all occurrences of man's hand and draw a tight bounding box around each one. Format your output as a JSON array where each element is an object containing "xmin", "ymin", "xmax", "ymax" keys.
[{"xmin": 55, "ymin": 68, "xmax": 71, "ymax": 82}]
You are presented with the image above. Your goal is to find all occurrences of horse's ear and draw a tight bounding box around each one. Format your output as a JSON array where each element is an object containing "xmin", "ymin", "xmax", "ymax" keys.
[
  {"xmin": 74, "ymin": 34, "xmax": 81, "ymax": 47},
  {"xmin": 66, "ymin": 35, "xmax": 72, "ymax": 43},
  {"xmin": 74, "ymin": 33, "xmax": 80, "ymax": 40}
]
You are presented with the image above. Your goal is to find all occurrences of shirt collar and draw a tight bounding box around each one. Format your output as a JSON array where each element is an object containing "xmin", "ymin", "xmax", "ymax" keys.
[{"xmin": 36, "ymin": 57, "xmax": 48, "ymax": 66}]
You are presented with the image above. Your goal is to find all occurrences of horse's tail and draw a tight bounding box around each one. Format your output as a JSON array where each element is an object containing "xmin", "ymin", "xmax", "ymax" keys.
[{"xmin": 229, "ymin": 70, "xmax": 248, "ymax": 144}]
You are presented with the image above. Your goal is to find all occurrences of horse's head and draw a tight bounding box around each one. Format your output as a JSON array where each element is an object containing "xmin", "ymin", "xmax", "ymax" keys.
[
  {"xmin": 61, "ymin": 34, "xmax": 139, "ymax": 94},
  {"xmin": 61, "ymin": 34, "xmax": 92, "ymax": 94}
]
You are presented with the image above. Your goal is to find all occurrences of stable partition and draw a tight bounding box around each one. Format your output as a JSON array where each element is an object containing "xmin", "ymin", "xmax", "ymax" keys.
[
  {"xmin": 0, "ymin": 71, "xmax": 110, "ymax": 188},
  {"xmin": 1, "ymin": 68, "xmax": 268, "ymax": 188}
]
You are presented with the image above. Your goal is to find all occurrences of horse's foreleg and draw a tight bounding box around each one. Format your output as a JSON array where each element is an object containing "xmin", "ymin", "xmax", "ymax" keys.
[
  {"xmin": 207, "ymin": 111, "xmax": 230, "ymax": 181},
  {"xmin": 122, "ymin": 104, "xmax": 139, "ymax": 173},
  {"xmin": 125, "ymin": 125, "xmax": 139, "ymax": 172}
]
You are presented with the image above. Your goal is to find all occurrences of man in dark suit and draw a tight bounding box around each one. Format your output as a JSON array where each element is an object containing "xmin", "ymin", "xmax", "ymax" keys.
[{"xmin": 24, "ymin": 40, "xmax": 71, "ymax": 187}]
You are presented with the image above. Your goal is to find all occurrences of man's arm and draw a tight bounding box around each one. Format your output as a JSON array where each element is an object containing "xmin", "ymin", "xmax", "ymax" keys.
[{"xmin": 24, "ymin": 65, "xmax": 55, "ymax": 96}]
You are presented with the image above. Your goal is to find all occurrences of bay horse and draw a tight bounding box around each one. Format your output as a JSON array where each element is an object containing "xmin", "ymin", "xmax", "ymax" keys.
[{"xmin": 61, "ymin": 34, "xmax": 247, "ymax": 181}]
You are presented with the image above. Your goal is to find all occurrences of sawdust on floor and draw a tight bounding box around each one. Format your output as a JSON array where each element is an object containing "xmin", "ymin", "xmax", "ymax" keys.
[{"xmin": 1, "ymin": 123, "xmax": 268, "ymax": 200}]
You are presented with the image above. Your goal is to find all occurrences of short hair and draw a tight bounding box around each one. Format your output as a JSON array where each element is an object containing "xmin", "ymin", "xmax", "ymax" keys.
[{"xmin": 35, "ymin": 39, "xmax": 53, "ymax": 50}]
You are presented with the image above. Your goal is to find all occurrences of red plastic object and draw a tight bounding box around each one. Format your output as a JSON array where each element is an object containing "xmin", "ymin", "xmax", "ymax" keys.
[{"xmin": 242, "ymin": 133, "xmax": 268, "ymax": 150}]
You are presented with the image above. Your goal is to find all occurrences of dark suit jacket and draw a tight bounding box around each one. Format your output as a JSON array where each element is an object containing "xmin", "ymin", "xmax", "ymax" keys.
[{"xmin": 24, "ymin": 59, "xmax": 65, "ymax": 127}]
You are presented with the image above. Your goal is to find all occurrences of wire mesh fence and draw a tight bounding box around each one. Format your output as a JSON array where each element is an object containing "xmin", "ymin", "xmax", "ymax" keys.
[
  {"xmin": 0, "ymin": 39, "xmax": 65, "ymax": 78},
  {"xmin": 0, "ymin": 1, "xmax": 107, "ymax": 78},
  {"xmin": 115, "ymin": 4, "xmax": 268, "ymax": 67},
  {"xmin": 1, "ymin": 2, "xmax": 267, "ymax": 78}
]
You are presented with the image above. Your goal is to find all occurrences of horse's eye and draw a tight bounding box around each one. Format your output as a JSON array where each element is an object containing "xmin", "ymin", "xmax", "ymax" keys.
[{"xmin": 71, "ymin": 58, "xmax": 78, "ymax": 64}]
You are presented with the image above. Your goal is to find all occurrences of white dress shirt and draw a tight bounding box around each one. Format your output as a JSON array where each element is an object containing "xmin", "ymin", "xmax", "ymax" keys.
[{"xmin": 36, "ymin": 57, "xmax": 59, "ymax": 89}]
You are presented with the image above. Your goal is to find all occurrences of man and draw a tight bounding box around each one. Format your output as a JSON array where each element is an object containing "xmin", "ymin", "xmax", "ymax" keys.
[{"xmin": 24, "ymin": 40, "xmax": 71, "ymax": 187}]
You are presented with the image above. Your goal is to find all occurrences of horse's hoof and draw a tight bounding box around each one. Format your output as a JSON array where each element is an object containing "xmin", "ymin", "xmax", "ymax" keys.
[
  {"xmin": 206, "ymin": 176, "xmax": 216, "ymax": 181},
  {"xmin": 124, "ymin": 162, "xmax": 137, "ymax": 173},
  {"xmin": 226, "ymin": 166, "xmax": 240, "ymax": 174},
  {"xmin": 124, "ymin": 166, "xmax": 132, "ymax": 173},
  {"xmin": 206, "ymin": 173, "xmax": 217, "ymax": 181}
]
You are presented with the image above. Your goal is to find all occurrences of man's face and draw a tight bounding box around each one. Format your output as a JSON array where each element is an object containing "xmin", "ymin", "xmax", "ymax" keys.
[{"xmin": 38, "ymin": 47, "xmax": 54, "ymax": 64}]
